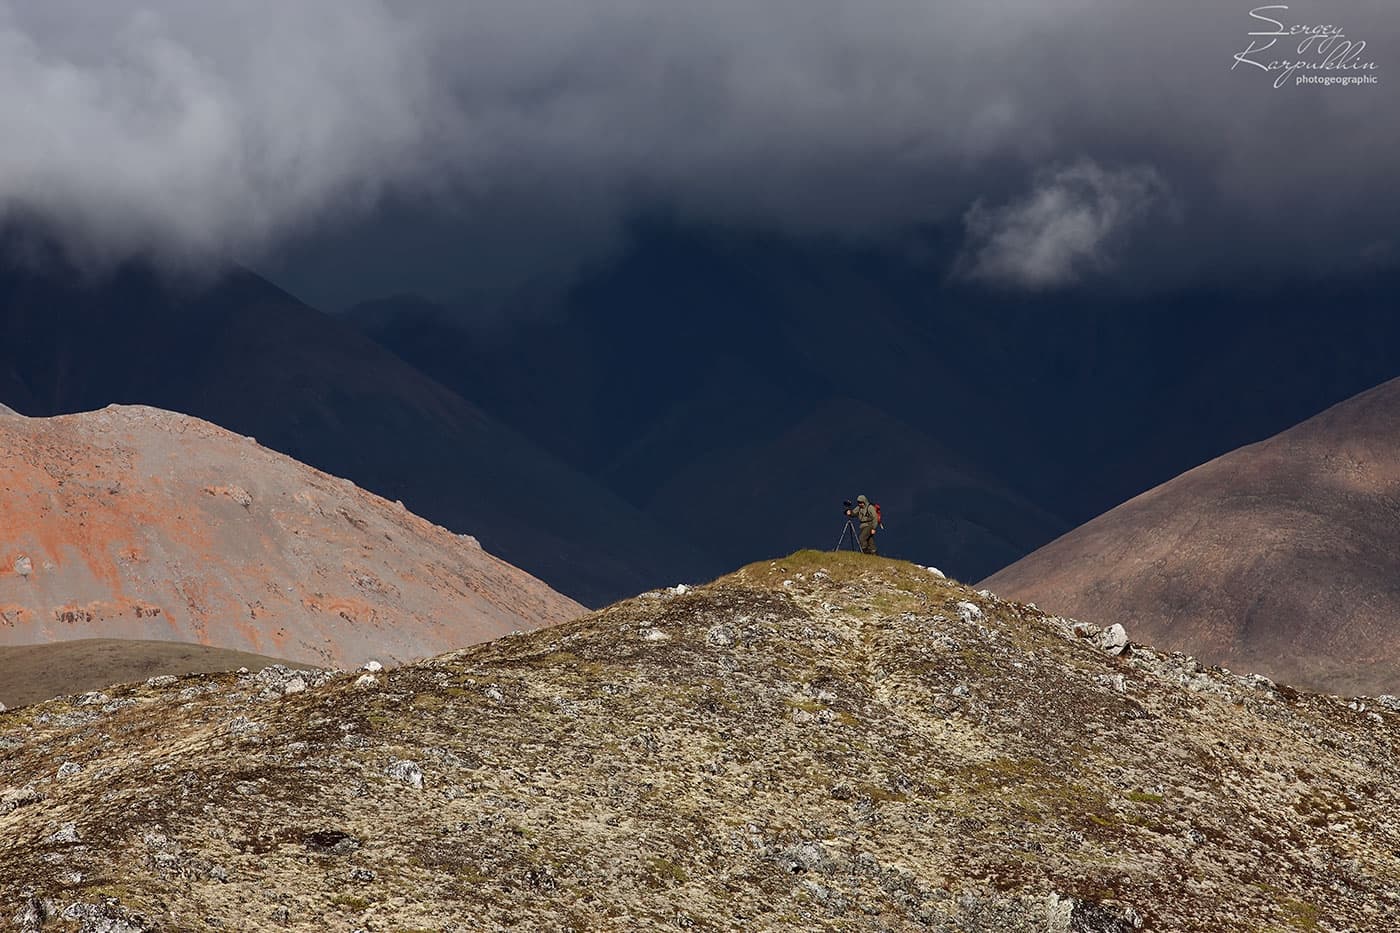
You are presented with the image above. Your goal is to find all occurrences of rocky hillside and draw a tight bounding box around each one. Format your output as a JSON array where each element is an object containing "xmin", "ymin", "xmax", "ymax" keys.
[
  {"xmin": 983, "ymin": 376, "xmax": 1400, "ymax": 698},
  {"xmin": 0, "ymin": 405, "xmax": 582, "ymax": 670},
  {"xmin": 2, "ymin": 553, "xmax": 1397, "ymax": 931}
]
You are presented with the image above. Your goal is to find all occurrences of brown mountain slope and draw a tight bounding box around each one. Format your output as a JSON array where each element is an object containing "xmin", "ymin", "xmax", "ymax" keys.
[
  {"xmin": 0, "ymin": 405, "xmax": 583, "ymax": 668},
  {"xmin": 1, "ymin": 553, "xmax": 1397, "ymax": 931},
  {"xmin": 982, "ymin": 376, "xmax": 1400, "ymax": 696},
  {"xmin": 0, "ymin": 639, "xmax": 304, "ymax": 709}
]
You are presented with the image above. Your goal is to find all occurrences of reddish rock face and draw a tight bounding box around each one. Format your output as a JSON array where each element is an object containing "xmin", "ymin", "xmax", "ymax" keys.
[
  {"xmin": 982, "ymin": 377, "xmax": 1400, "ymax": 698},
  {"xmin": 0, "ymin": 405, "xmax": 584, "ymax": 667}
]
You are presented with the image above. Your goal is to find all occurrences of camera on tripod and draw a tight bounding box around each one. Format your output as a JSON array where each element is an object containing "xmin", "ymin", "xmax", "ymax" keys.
[{"xmin": 842, "ymin": 499, "xmax": 854, "ymax": 511}]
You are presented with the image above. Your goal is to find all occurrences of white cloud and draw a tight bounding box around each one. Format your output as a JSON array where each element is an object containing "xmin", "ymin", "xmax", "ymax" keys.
[{"xmin": 954, "ymin": 161, "xmax": 1167, "ymax": 290}]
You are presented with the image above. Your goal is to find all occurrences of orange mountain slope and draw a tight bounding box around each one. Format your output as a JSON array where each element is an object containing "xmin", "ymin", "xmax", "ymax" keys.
[{"xmin": 0, "ymin": 405, "xmax": 583, "ymax": 667}]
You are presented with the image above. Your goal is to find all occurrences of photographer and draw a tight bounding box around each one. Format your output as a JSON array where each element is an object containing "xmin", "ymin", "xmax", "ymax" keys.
[{"xmin": 844, "ymin": 495, "xmax": 879, "ymax": 555}]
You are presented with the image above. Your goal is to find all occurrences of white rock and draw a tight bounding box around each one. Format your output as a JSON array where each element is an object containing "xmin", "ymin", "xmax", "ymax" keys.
[
  {"xmin": 56, "ymin": 762, "xmax": 82, "ymax": 781},
  {"xmin": 926, "ymin": 566, "xmax": 946, "ymax": 579},
  {"xmin": 145, "ymin": 675, "xmax": 179, "ymax": 688},
  {"xmin": 955, "ymin": 602, "xmax": 984, "ymax": 623},
  {"xmin": 14, "ymin": 555, "xmax": 32, "ymax": 577},
  {"xmin": 386, "ymin": 759, "xmax": 424, "ymax": 789},
  {"xmin": 282, "ymin": 677, "xmax": 308, "ymax": 695},
  {"xmin": 1097, "ymin": 623, "xmax": 1129, "ymax": 655},
  {"xmin": 354, "ymin": 674, "xmax": 379, "ymax": 688},
  {"xmin": 670, "ymin": 584, "xmax": 692, "ymax": 595},
  {"xmin": 48, "ymin": 822, "xmax": 81, "ymax": 844},
  {"xmin": 484, "ymin": 685, "xmax": 505, "ymax": 702},
  {"xmin": 643, "ymin": 628, "xmax": 670, "ymax": 642},
  {"xmin": 362, "ymin": 660, "xmax": 384, "ymax": 673}
]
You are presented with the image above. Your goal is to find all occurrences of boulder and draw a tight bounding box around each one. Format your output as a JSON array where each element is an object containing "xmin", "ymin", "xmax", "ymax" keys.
[{"xmin": 1097, "ymin": 624, "xmax": 1129, "ymax": 656}]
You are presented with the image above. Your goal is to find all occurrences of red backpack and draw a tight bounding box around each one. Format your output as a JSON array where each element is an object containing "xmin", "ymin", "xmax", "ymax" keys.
[{"xmin": 874, "ymin": 503, "xmax": 884, "ymax": 528}]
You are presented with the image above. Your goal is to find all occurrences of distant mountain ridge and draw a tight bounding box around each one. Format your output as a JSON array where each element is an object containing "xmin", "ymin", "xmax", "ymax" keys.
[
  {"xmin": 0, "ymin": 251, "xmax": 717, "ymax": 605},
  {"xmin": 347, "ymin": 223, "xmax": 1400, "ymax": 584},
  {"xmin": 983, "ymin": 376, "xmax": 1400, "ymax": 696}
]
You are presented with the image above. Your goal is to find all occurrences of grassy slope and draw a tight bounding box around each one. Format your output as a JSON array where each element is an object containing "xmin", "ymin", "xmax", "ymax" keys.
[{"xmin": 0, "ymin": 639, "xmax": 312, "ymax": 709}]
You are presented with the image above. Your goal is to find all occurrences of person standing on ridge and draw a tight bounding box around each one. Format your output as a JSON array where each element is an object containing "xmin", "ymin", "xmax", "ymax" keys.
[{"xmin": 846, "ymin": 495, "xmax": 879, "ymax": 555}]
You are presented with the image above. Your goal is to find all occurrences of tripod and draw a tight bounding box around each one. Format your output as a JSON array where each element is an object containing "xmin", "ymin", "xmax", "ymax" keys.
[{"xmin": 835, "ymin": 519, "xmax": 862, "ymax": 552}]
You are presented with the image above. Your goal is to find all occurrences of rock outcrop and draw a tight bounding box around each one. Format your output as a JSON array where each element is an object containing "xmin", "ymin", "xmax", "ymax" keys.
[
  {"xmin": 0, "ymin": 405, "xmax": 583, "ymax": 669},
  {"xmin": 1, "ymin": 553, "xmax": 1395, "ymax": 930},
  {"xmin": 982, "ymin": 376, "xmax": 1400, "ymax": 697}
]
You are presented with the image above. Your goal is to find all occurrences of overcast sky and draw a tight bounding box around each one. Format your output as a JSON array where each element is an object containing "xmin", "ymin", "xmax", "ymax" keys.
[{"xmin": 0, "ymin": 0, "xmax": 1395, "ymax": 307}]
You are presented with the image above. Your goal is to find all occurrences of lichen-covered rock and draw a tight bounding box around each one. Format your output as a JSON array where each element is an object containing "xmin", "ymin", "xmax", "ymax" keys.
[{"xmin": 386, "ymin": 759, "xmax": 424, "ymax": 789}]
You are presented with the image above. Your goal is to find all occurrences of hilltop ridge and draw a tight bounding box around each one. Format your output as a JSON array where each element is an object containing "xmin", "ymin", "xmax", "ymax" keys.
[{"xmin": 2, "ymin": 554, "xmax": 1398, "ymax": 931}]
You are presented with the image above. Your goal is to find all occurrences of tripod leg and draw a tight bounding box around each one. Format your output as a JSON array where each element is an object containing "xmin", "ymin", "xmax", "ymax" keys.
[{"xmin": 839, "ymin": 520, "xmax": 859, "ymax": 552}]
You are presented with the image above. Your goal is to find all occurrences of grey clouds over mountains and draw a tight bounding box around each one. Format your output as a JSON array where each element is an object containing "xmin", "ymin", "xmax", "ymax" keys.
[{"xmin": 0, "ymin": 0, "xmax": 1396, "ymax": 301}]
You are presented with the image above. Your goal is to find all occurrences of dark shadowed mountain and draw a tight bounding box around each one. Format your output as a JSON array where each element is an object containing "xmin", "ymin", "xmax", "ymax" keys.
[
  {"xmin": 0, "ymin": 247, "xmax": 715, "ymax": 606},
  {"xmin": 346, "ymin": 223, "xmax": 1400, "ymax": 583},
  {"xmin": 984, "ymin": 377, "xmax": 1400, "ymax": 697}
]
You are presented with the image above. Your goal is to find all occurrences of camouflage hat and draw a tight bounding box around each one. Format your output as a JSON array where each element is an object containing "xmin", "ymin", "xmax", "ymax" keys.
[{"xmin": 856, "ymin": 495, "xmax": 868, "ymax": 504}]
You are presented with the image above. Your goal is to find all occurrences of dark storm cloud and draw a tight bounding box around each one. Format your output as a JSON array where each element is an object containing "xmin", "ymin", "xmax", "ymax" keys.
[{"xmin": 1, "ymin": 0, "xmax": 1396, "ymax": 290}]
